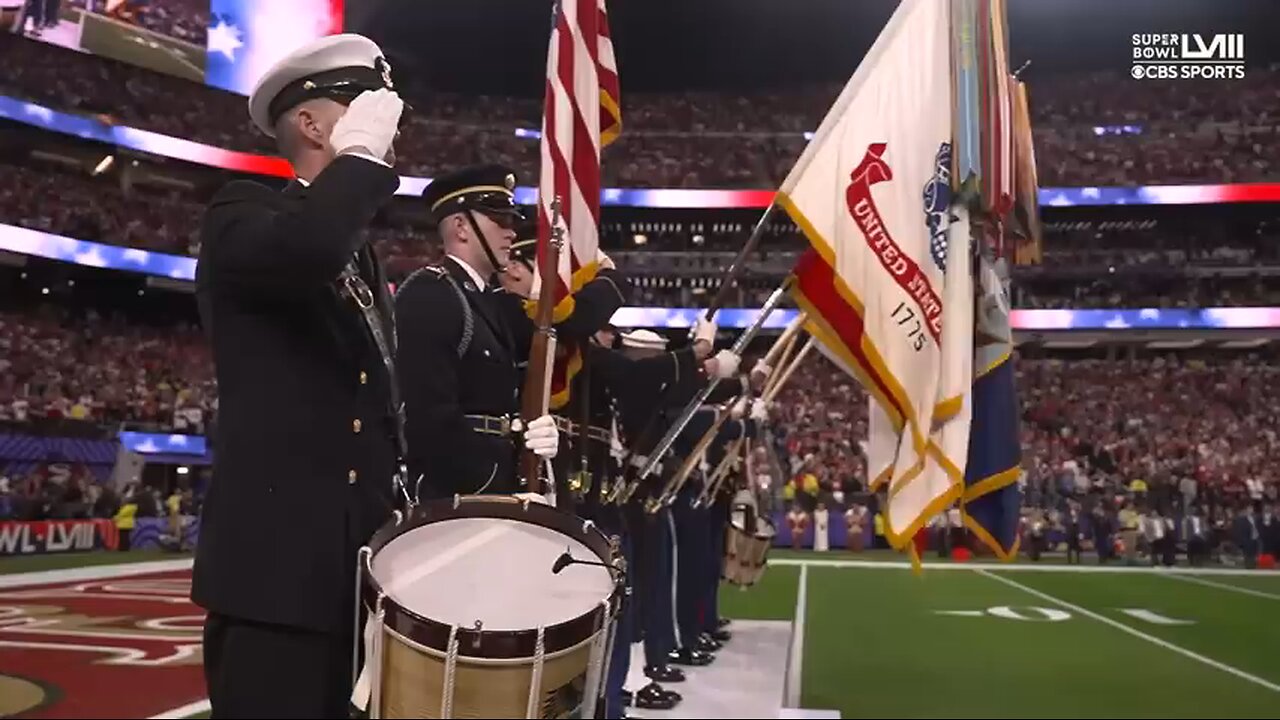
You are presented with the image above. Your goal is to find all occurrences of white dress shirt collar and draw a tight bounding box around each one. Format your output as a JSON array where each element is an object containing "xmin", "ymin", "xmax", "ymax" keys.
[{"xmin": 447, "ymin": 254, "xmax": 487, "ymax": 290}]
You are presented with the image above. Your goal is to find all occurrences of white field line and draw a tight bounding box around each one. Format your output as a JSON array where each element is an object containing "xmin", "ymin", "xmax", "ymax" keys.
[{"xmin": 976, "ymin": 568, "xmax": 1280, "ymax": 695}]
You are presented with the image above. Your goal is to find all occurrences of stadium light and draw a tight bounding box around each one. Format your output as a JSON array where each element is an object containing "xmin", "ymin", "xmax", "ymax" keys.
[{"xmin": 177, "ymin": 466, "xmax": 190, "ymax": 475}]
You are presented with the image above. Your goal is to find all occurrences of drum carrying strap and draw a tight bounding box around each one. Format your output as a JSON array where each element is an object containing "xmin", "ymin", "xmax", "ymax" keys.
[{"xmin": 338, "ymin": 262, "xmax": 413, "ymax": 506}]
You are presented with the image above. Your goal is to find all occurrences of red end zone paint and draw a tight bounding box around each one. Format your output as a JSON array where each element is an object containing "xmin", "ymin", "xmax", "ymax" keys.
[{"xmin": 0, "ymin": 569, "xmax": 205, "ymax": 719}]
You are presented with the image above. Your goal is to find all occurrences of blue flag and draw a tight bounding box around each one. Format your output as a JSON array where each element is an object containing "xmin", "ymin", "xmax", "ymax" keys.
[{"xmin": 962, "ymin": 253, "xmax": 1023, "ymax": 558}]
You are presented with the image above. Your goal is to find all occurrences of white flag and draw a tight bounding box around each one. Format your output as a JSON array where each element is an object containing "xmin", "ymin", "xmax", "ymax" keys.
[{"xmin": 781, "ymin": 0, "xmax": 968, "ymax": 548}]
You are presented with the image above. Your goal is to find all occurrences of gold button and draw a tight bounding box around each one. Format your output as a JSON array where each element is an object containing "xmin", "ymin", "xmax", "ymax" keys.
[
  {"xmin": 353, "ymin": 419, "xmax": 362, "ymax": 433},
  {"xmin": 348, "ymin": 470, "xmax": 358, "ymax": 484},
  {"xmin": 359, "ymin": 371, "xmax": 368, "ymax": 385}
]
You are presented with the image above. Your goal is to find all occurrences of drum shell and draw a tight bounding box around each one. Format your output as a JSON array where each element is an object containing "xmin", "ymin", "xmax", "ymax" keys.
[
  {"xmin": 358, "ymin": 496, "xmax": 623, "ymax": 719},
  {"xmin": 378, "ymin": 623, "xmax": 598, "ymax": 719}
]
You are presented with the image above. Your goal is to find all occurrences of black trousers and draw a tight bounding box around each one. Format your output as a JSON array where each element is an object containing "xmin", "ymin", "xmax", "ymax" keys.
[{"xmin": 203, "ymin": 612, "xmax": 353, "ymax": 719}]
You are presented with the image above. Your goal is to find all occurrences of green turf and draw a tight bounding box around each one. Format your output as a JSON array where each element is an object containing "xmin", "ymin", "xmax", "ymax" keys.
[
  {"xmin": 1191, "ymin": 574, "xmax": 1280, "ymax": 596},
  {"xmin": 0, "ymin": 550, "xmax": 190, "ymax": 575},
  {"xmin": 1001, "ymin": 570, "xmax": 1280, "ymax": 686},
  {"xmin": 78, "ymin": 11, "xmax": 205, "ymax": 82},
  {"xmin": 725, "ymin": 561, "xmax": 1280, "ymax": 717},
  {"xmin": 720, "ymin": 564, "xmax": 800, "ymax": 621}
]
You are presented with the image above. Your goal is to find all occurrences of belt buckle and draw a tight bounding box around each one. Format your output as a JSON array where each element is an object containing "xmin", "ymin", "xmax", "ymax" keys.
[
  {"xmin": 498, "ymin": 415, "xmax": 512, "ymax": 436},
  {"xmin": 344, "ymin": 274, "xmax": 375, "ymax": 310}
]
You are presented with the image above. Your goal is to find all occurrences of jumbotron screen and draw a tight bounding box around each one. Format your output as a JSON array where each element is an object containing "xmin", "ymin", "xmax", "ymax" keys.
[{"xmin": 8, "ymin": 0, "xmax": 344, "ymax": 95}]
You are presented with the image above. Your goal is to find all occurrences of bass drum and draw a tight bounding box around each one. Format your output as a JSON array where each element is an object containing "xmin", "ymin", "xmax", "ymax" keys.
[
  {"xmin": 355, "ymin": 496, "xmax": 623, "ymax": 719},
  {"xmin": 723, "ymin": 504, "xmax": 776, "ymax": 588}
]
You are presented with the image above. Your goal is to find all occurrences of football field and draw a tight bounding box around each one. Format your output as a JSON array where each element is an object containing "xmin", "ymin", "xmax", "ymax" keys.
[
  {"xmin": 724, "ymin": 555, "xmax": 1280, "ymax": 718},
  {"xmin": 37, "ymin": 7, "xmax": 207, "ymax": 82},
  {"xmin": 1, "ymin": 550, "xmax": 1277, "ymax": 718}
]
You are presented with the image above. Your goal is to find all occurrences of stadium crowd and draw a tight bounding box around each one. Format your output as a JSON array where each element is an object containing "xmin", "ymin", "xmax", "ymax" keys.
[
  {"xmin": 4, "ymin": 37, "xmax": 1280, "ymax": 188},
  {"xmin": 0, "ymin": 305, "xmax": 215, "ymax": 432},
  {"xmin": 0, "ymin": 157, "xmax": 1274, "ymax": 309}
]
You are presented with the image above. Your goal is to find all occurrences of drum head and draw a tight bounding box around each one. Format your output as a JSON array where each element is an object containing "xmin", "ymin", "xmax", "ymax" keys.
[{"xmin": 371, "ymin": 516, "xmax": 615, "ymax": 633}]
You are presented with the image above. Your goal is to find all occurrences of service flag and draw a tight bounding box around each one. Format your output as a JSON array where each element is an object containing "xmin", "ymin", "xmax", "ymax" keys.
[
  {"xmin": 961, "ymin": 250, "xmax": 1023, "ymax": 558},
  {"xmin": 535, "ymin": 0, "xmax": 622, "ymax": 408},
  {"xmin": 780, "ymin": 0, "xmax": 971, "ymax": 550},
  {"xmin": 1009, "ymin": 79, "xmax": 1043, "ymax": 265}
]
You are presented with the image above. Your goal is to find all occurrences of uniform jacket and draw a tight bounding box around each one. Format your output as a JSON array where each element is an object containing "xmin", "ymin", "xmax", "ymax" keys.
[
  {"xmin": 395, "ymin": 257, "xmax": 523, "ymax": 497},
  {"xmin": 396, "ymin": 262, "xmax": 629, "ymax": 498},
  {"xmin": 191, "ymin": 154, "xmax": 401, "ymax": 634}
]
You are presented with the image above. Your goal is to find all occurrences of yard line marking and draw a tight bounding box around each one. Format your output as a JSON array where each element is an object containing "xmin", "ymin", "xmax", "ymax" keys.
[
  {"xmin": 976, "ymin": 569, "xmax": 1280, "ymax": 695},
  {"xmin": 770, "ymin": 557, "xmax": 1280, "ymax": 577},
  {"xmin": 149, "ymin": 698, "xmax": 211, "ymax": 719},
  {"xmin": 1163, "ymin": 572, "xmax": 1280, "ymax": 601},
  {"xmin": 0, "ymin": 558, "xmax": 194, "ymax": 589},
  {"xmin": 783, "ymin": 564, "xmax": 808, "ymax": 709}
]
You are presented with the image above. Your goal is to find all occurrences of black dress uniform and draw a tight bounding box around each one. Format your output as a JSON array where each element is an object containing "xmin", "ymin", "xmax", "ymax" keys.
[
  {"xmin": 192, "ymin": 34, "xmax": 406, "ymax": 719},
  {"xmin": 503, "ymin": 227, "xmax": 630, "ymax": 509},
  {"xmin": 396, "ymin": 166, "xmax": 529, "ymax": 498},
  {"xmin": 193, "ymin": 153, "xmax": 402, "ymax": 717}
]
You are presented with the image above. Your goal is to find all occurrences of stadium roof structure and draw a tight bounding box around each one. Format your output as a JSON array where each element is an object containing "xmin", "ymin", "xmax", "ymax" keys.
[{"xmin": 352, "ymin": 0, "xmax": 1280, "ymax": 97}]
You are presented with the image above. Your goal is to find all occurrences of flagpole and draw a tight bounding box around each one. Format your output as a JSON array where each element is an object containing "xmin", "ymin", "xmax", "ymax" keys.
[
  {"xmin": 701, "ymin": 202, "xmax": 780, "ymax": 317},
  {"xmin": 519, "ymin": 196, "xmax": 565, "ymax": 492},
  {"xmin": 631, "ymin": 277, "xmax": 793, "ymax": 506}
]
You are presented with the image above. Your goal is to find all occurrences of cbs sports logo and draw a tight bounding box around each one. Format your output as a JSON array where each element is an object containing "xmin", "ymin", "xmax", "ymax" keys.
[{"xmin": 1131, "ymin": 33, "xmax": 1245, "ymax": 80}]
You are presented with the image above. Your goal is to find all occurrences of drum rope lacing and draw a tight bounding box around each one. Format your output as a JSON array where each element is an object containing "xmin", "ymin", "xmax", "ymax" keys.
[
  {"xmin": 370, "ymin": 603, "xmax": 386, "ymax": 718},
  {"xmin": 440, "ymin": 625, "xmax": 460, "ymax": 719},
  {"xmin": 525, "ymin": 626, "xmax": 546, "ymax": 719},
  {"xmin": 581, "ymin": 598, "xmax": 612, "ymax": 719}
]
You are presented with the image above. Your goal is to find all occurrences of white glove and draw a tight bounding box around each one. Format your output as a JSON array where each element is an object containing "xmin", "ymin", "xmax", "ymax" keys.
[
  {"xmin": 596, "ymin": 249, "xmax": 616, "ymax": 271},
  {"xmin": 749, "ymin": 398, "xmax": 769, "ymax": 423},
  {"xmin": 528, "ymin": 266, "xmax": 542, "ymax": 301},
  {"xmin": 522, "ymin": 414, "xmax": 560, "ymax": 459},
  {"xmin": 752, "ymin": 360, "xmax": 773, "ymax": 380},
  {"xmin": 730, "ymin": 397, "xmax": 749, "ymax": 420},
  {"xmin": 711, "ymin": 350, "xmax": 740, "ymax": 379},
  {"xmin": 330, "ymin": 88, "xmax": 404, "ymax": 162},
  {"xmin": 694, "ymin": 315, "xmax": 718, "ymax": 345}
]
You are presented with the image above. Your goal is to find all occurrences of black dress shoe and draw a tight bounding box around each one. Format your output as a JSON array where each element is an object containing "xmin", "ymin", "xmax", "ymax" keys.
[
  {"xmin": 644, "ymin": 664, "xmax": 686, "ymax": 683},
  {"xmin": 710, "ymin": 628, "xmax": 732, "ymax": 643},
  {"xmin": 621, "ymin": 689, "xmax": 632, "ymax": 707},
  {"xmin": 668, "ymin": 648, "xmax": 715, "ymax": 666},
  {"xmin": 696, "ymin": 634, "xmax": 722, "ymax": 652},
  {"xmin": 661, "ymin": 686, "xmax": 683, "ymax": 703},
  {"xmin": 635, "ymin": 682, "xmax": 678, "ymax": 710},
  {"xmin": 717, "ymin": 617, "xmax": 732, "ymax": 629}
]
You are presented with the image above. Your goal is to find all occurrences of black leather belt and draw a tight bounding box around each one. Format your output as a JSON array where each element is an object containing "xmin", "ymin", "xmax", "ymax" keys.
[
  {"xmin": 463, "ymin": 414, "xmax": 513, "ymax": 437},
  {"xmin": 553, "ymin": 416, "xmax": 610, "ymax": 444}
]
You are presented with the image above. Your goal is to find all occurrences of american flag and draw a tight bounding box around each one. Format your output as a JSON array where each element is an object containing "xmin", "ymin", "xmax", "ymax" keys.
[{"xmin": 535, "ymin": 0, "xmax": 621, "ymax": 408}]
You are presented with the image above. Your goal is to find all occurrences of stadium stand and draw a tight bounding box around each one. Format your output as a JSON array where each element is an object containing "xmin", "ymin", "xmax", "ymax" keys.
[{"xmin": 5, "ymin": 37, "xmax": 1280, "ymax": 188}]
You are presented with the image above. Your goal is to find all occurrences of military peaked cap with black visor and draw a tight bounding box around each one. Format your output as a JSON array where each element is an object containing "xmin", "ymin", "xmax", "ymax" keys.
[
  {"xmin": 422, "ymin": 164, "xmax": 525, "ymax": 226},
  {"xmin": 247, "ymin": 33, "xmax": 405, "ymax": 138},
  {"xmin": 508, "ymin": 218, "xmax": 538, "ymax": 270}
]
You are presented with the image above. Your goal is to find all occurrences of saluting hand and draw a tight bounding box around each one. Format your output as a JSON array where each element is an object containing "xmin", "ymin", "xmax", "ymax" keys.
[{"xmin": 331, "ymin": 88, "xmax": 404, "ymax": 164}]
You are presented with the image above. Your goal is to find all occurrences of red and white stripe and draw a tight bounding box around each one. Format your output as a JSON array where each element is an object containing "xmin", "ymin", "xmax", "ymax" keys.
[{"xmin": 537, "ymin": 0, "xmax": 621, "ymax": 309}]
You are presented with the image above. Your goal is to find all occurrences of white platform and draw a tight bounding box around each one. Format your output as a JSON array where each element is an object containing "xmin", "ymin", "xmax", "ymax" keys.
[{"xmin": 625, "ymin": 620, "xmax": 836, "ymax": 719}]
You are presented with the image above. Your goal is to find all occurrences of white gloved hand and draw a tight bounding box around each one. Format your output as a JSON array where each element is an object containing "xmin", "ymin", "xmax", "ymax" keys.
[
  {"xmin": 528, "ymin": 266, "xmax": 542, "ymax": 301},
  {"xmin": 711, "ymin": 349, "xmax": 740, "ymax": 379},
  {"xmin": 330, "ymin": 88, "xmax": 404, "ymax": 162},
  {"xmin": 751, "ymin": 359, "xmax": 773, "ymax": 380},
  {"xmin": 523, "ymin": 414, "xmax": 560, "ymax": 459},
  {"xmin": 749, "ymin": 398, "xmax": 769, "ymax": 423},
  {"xmin": 596, "ymin": 249, "xmax": 616, "ymax": 271},
  {"xmin": 730, "ymin": 397, "xmax": 749, "ymax": 420},
  {"xmin": 693, "ymin": 315, "xmax": 718, "ymax": 345}
]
